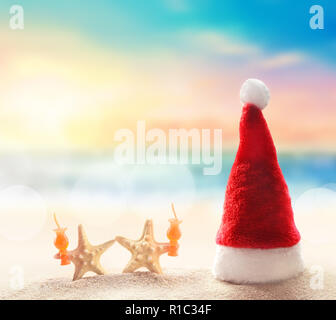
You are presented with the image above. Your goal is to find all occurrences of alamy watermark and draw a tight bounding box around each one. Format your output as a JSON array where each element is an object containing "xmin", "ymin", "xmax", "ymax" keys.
[
  {"xmin": 9, "ymin": 265, "xmax": 24, "ymax": 290},
  {"xmin": 309, "ymin": 5, "xmax": 324, "ymax": 29},
  {"xmin": 309, "ymin": 265, "xmax": 324, "ymax": 290},
  {"xmin": 113, "ymin": 121, "xmax": 223, "ymax": 175},
  {"xmin": 9, "ymin": 5, "xmax": 24, "ymax": 30}
]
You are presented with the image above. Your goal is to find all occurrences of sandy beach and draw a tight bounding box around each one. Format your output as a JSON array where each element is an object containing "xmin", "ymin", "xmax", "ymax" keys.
[
  {"xmin": 1, "ymin": 266, "xmax": 335, "ymax": 300},
  {"xmin": 1, "ymin": 196, "xmax": 336, "ymax": 300}
]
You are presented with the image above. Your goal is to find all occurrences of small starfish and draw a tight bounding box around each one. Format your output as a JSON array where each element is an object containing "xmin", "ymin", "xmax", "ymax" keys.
[
  {"xmin": 68, "ymin": 225, "xmax": 115, "ymax": 281},
  {"xmin": 115, "ymin": 219, "xmax": 170, "ymax": 274}
]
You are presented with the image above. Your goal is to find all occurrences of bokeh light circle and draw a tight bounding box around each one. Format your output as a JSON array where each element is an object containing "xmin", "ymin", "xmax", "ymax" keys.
[
  {"xmin": 126, "ymin": 164, "xmax": 196, "ymax": 224},
  {"xmin": 294, "ymin": 187, "xmax": 336, "ymax": 245},
  {"xmin": 68, "ymin": 162, "xmax": 132, "ymax": 228},
  {"xmin": 0, "ymin": 185, "xmax": 47, "ymax": 241}
]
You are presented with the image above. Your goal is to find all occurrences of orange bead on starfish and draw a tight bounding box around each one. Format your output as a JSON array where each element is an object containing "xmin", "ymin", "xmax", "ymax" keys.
[
  {"xmin": 167, "ymin": 203, "xmax": 182, "ymax": 257},
  {"xmin": 53, "ymin": 214, "xmax": 71, "ymax": 266}
]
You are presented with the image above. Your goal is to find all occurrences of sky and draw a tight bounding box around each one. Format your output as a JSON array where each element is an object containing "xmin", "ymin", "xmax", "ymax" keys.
[{"xmin": 0, "ymin": 0, "xmax": 335, "ymax": 151}]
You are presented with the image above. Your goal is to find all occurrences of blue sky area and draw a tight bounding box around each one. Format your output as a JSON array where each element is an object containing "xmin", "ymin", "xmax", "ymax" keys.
[{"xmin": 0, "ymin": 0, "xmax": 335, "ymax": 64}]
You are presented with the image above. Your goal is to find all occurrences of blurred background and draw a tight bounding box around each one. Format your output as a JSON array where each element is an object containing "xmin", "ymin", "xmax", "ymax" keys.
[{"xmin": 0, "ymin": 0, "xmax": 335, "ymax": 290}]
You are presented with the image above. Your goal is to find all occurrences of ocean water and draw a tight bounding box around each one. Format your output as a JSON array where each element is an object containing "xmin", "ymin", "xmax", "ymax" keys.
[
  {"xmin": 0, "ymin": 151, "xmax": 335, "ymax": 202},
  {"xmin": 190, "ymin": 152, "xmax": 336, "ymax": 201}
]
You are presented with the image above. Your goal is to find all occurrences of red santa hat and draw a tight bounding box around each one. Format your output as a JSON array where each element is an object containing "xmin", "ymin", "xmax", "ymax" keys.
[{"xmin": 213, "ymin": 79, "xmax": 304, "ymax": 284}]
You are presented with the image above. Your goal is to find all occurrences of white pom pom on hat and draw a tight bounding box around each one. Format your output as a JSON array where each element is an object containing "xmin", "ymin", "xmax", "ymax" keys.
[{"xmin": 240, "ymin": 78, "xmax": 270, "ymax": 110}]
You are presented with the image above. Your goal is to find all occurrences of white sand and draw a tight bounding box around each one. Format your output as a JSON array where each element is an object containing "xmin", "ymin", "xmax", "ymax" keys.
[
  {"xmin": 1, "ymin": 267, "xmax": 335, "ymax": 300},
  {"xmin": 1, "ymin": 199, "xmax": 336, "ymax": 300}
]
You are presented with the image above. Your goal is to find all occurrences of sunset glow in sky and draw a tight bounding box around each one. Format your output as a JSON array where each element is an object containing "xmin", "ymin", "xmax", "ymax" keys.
[{"xmin": 0, "ymin": 0, "xmax": 335, "ymax": 151}]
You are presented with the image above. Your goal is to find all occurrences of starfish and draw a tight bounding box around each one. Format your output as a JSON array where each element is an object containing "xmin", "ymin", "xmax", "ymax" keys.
[
  {"xmin": 115, "ymin": 219, "xmax": 170, "ymax": 274},
  {"xmin": 67, "ymin": 225, "xmax": 115, "ymax": 281}
]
